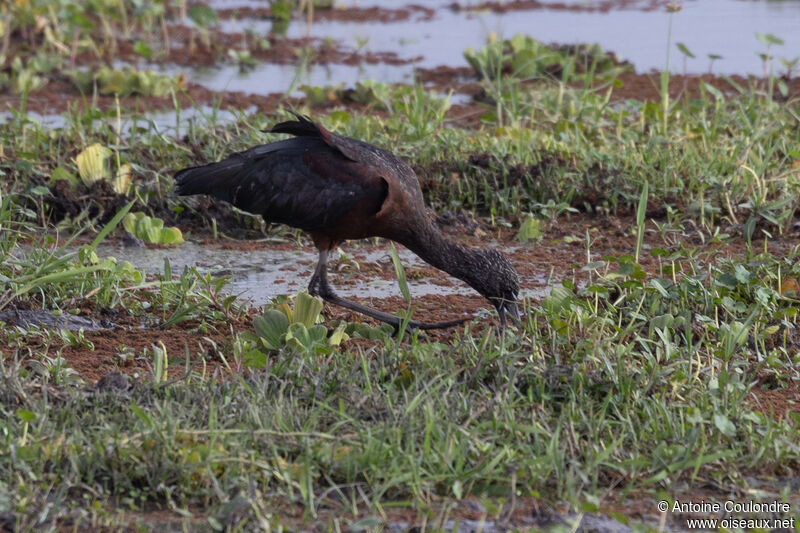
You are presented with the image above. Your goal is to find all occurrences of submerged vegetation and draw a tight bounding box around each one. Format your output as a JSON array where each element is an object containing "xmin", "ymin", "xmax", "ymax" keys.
[{"xmin": 1, "ymin": 0, "xmax": 800, "ymax": 531}]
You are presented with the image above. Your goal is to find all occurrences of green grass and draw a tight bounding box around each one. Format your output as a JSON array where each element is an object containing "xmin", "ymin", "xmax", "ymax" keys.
[{"xmin": 2, "ymin": 246, "xmax": 800, "ymax": 529}]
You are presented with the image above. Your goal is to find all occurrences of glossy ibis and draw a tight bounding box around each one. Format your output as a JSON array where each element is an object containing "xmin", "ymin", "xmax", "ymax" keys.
[{"xmin": 174, "ymin": 114, "xmax": 520, "ymax": 329}]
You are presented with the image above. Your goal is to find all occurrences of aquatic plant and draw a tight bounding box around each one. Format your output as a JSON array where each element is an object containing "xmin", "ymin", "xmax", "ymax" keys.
[
  {"xmin": 71, "ymin": 143, "xmax": 131, "ymax": 195},
  {"xmin": 69, "ymin": 66, "xmax": 184, "ymax": 98},
  {"xmin": 122, "ymin": 212, "xmax": 184, "ymax": 245},
  {"xmin": 253, "ymin": 292, "xmax": 347, "ymax": 353},
  {"xmin": 464, "ymin": 34, "xmax": 625, "ymax": 84}
]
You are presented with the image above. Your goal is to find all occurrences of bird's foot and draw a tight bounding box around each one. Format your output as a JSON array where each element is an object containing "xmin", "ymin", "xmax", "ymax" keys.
[{"xmin": 307, "ymin": 274, "xmax": 321, "ymax": 297}]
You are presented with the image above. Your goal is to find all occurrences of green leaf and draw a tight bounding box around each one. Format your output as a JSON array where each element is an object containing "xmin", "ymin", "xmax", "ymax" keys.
[
  {"xmin": 733, "ymin": 265, "xmax": 751, "ymax": 284},
  {"xmin": 49, "ymin": 166, "xmax": 78, "ymax": 188},
  {"xmin": 777, "ymin": 79, "xmax": 788, "ymax": 98},
  {"xmin": 75, "ymin": 143, "xmax": 112, "ymax": 185},
  {"xmin": 135, "ymin": 214, "xmax": 151, "ymax": 240},
  {"xmin": 676, "ymin": 42, "xmax": 695, "ymax": 58},
  {"xmin": 452, "ymin": 480, "xmax": 463, "ymax": 499},
  {"xmin": 286, "ymin": 322, "xmax": 312, "ymax": 350},
  {"xmin": 543, "ymin": 284, "xmax": 573, "ymax": 315},
  {"xmin": 328, "ymin": 322, "xmax": 349, "ymax": 346},
  {"xmin": 160, "ymin": 227, "xmax": 184, "ymax": 244},
  {"xmin": 90, "ymin": 199, "xmax": 135, "ymax": 253},
  {"xmin": 130, "ymin": 403, "xmax": 153, "ymax": 426},
  {"xmin": 145, "ymin": 224, "xmax": 160, "ymax": 244},
  {"xmin": 350, "ymin": 323, "xmax": 390, "ymax": 340},
  {"xmin": 270, "ymin": 0, "xmax": 292, "ymax": 22},
  {"xmin": 716, "ymin": 273, "xmax": 738, "ymax": 289},
  {"xmin": 518, "ymin": 217, "xmax": 542, "ymax": 243},
  {"xmin": 122, "ymin": 212, "xmax": 138, "ymax": 234},
  {"xmin": 649, "ymin": 279, "xmax": 671, "ymax": 298},
  {"xmin": 649, "ymin": 313, "xmax": 674, "ymax": 331},
  {"xmin": 701, "ymin": 81, "xmax": 725, "ymax": 101},
  {"xmin": 16, "ymin": 409, "xmax": 36, "ymax": 423},
  {"xmin": 253, "ymin": 310, "xmax": 290, "ymax": 349},
  {"xmin": 390, "ymin": 243, "xmax": 411, "ymax": 304},
  {"xmin": 242, "ymin": 349, "xmax": 267, "ymax": 369},
  {"xmin": 329, "ymin": 110, "xmax": 351, "ymax": 126},
  {"xmin": 13, "ymin": 259, "xmax": 117, "ymax": 299},
  {"xmin": 756, "ymin": 32, "xmax": 784, "ymax": 47},
  {"xmin": 636, "ymin": 182, "xmax": 648, "ymax": 227},
  {"xmin": 293, "ymin": 292, "xmax": 323, "ymax": 328},
  {"xmin": 713, "ymin": 413, "xmax": 736, "ymax": 436},
  {"xmin": 307, "ymin": 324, "xmax": 328, "ymax": 345},
  {"xmin": 188, "ymin": 4, "xmax": 218, "ymax": 27},
  {"xmin": 349, "ymin": 517, "xmax": 383, "ymax": 532},
  {"xmin": 133, "ymin": 41, "xmax": 152, "ymax": 59}
]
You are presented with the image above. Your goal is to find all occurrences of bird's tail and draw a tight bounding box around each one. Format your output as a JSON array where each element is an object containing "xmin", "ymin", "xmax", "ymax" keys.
[
  {"xmin": 173, "ymin": 157, "xmax": 245, "ymax": 203},
  {"xmin": 268, "ymin": 111, "xmax": 320, "ymax": 138}
]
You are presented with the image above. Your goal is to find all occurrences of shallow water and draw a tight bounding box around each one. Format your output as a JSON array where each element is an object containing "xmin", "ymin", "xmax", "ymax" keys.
[
  {"xmin": 95, "ymin": 241, "xmax": 549, "ymax": 307},
  {"xmin": 0, "ymin": 105, "xmax": 253, "ymax": 137},
  {"xmin": 187, "ymin": 61, "xmax": 414, "ymax": 94},
  {"xmin": 286, "ymin": 0, "xmax": 800, "ymax": 75},
  {"xmin": 205, "ymin": 0, "xmax": 800, "ymax": 97},
  {"xmin": 9, "ymin": 1, "xmax": 794, "ymax": 128}
]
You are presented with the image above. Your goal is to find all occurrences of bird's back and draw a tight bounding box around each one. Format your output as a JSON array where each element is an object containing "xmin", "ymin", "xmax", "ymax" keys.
[{"xmin": 174, "ymin": 135, "xmax": 390, "ymax": 235}]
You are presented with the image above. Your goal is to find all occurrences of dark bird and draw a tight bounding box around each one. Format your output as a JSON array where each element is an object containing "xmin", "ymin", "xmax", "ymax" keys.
[{"xmin": 174, "ymin": 114, "xmax": 520, "ymax": 329}]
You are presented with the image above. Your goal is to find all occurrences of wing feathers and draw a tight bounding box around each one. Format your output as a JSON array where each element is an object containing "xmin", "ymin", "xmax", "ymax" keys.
[
  {"xmin": 174, "ymin": 135, "xmax": 385, "ymax": 233},
  {"xmin": 268, "ymin": 112, "xmax": 359, "ymax": 162}
]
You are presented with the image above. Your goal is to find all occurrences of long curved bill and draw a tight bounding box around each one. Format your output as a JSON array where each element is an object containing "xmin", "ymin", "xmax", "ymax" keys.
[{"xmin": 497, "ymin": 300, "xmax": 522, "ymax": 327}]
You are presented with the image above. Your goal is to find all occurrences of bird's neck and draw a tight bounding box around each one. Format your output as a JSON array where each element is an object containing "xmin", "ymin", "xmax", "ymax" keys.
[{"xmin": 401, "ymin": 223, "xmax": 484, "ymax": 295}]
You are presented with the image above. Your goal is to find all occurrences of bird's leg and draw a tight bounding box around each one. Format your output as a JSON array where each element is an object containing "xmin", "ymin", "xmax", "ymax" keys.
[
  {"xmin": 307, "ymin": 251, "xmax": 326, "ymax": 297},
  {"xmin": 311, "ymin": 249, "xmax": 470, "ymax": 331}
]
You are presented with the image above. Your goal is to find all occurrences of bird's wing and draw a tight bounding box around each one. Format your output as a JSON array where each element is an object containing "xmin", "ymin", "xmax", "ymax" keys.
[
  {"xmin": 174, "ymin": 136, "xmax": 387, "ymax": 232},
  {"xmin": 268, "ymin": 114, "xmax": 419, "ymax": 189}
]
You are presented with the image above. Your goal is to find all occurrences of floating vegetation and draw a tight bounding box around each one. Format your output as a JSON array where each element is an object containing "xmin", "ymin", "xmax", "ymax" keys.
[
  {"xmin": 122, "ymin": 212, "xmax": 184, "ymax": 245},
  {"xmin": 464, "ymin": 34, "xmax": 628, "ymax": 83},
  {"xmin": 252, "ymin": 291, "xmax": 348, "ymax": 354},
  {"xmin": 69, "ymin": 66, "xmax": 185, "ymax": 97}
]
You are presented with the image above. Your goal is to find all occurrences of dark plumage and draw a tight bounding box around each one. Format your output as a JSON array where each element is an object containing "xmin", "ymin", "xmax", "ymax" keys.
[{"xmin": 175, "ymin": 114, "xmax": 520, "ymax": 329}]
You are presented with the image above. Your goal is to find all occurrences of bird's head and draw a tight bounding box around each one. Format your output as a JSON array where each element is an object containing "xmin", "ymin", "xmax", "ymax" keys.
[{"xmin": 471, "ymin": 249, "xmax": 521, "ymax": 327}]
